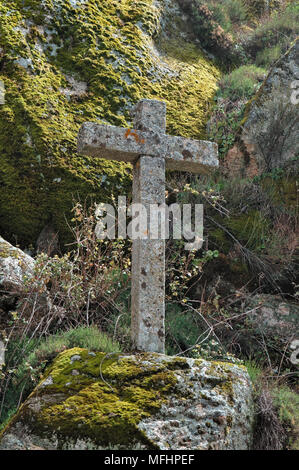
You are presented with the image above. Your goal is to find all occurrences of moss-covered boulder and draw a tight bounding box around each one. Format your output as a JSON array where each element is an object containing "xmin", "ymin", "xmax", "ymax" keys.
[
  {"xmin": 0, "ymin": 348, "xmax": 254, "ymax": 450},
  {"xmin": 0, "ymin": 0, "xmax": 219, "ymax": 247}
]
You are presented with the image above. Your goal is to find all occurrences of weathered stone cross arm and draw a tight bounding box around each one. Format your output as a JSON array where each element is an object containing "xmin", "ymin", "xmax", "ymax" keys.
[{"xmin": 77, "ymin": 123, "xmax": 218, "ymax": 174}]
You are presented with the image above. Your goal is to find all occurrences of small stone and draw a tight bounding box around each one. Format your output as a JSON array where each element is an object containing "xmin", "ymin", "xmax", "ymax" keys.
[
  {"xmin": 169, "ymin": 420, "xmax": 180, "ymax": 428},
  {"xmin": 213, "ymin": 415, "xmax": 226, "ymax": 426},
  {"xmin": 70, "ymin": 355, "xmax": 81, "ymax": 364},
  {"xmin": 40, "ymin": 376, "xmax": 53, "ymax": 388}
]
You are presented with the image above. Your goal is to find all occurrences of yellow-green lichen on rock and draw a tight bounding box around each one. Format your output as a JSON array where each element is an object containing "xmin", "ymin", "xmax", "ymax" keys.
[
  {"xmin": 0, "ymin": 348, "xmax": 254, "ymax": 450},
  {"xmin": 0, "ymin": 0, "xmax": 220, "ymax": 246}
]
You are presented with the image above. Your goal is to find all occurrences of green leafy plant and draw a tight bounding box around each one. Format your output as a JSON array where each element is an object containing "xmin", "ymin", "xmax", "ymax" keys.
[
  {"xmin": 212, "ymin": 0, "xmax": 248, "ymax": 29},
  {"xmin": 255, "ymin": 43, "xmax": 282, "ymax": 67},
  {"xmin": 252, "ymin": 375, "xmax": 299, "ymax": 450},
  {"xmin": 207, "ymin": 65, "xmax": 266, "ymax": 158},
  {"xmin": 207, "ymin": 100, "xmax": 246, "ymax": 157}
]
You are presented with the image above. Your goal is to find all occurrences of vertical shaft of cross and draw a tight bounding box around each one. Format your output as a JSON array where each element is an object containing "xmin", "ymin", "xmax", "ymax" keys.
[{"xmin": 131, "ymin": 100, "xmax": 166, "ymax": 353}]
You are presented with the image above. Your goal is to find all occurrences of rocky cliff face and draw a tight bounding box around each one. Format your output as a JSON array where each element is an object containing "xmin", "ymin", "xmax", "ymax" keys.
[
  {"xmin": 223, "ymin": 39, "xmax": 299, "ymax": 177},
  {"xmin": 0, "ymin": 0, "xmax": 219, "ymax": 247}
]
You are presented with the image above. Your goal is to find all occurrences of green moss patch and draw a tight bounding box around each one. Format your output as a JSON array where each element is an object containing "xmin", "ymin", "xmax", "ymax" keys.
[{"xmin": 0, "ymin": 0, "xmax": 219, "ymax": 246}]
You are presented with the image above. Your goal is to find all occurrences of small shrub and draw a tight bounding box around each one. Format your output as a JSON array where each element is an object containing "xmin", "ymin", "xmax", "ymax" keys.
[
  {"xmin": 225, "ymin": 0, "xmax": 249, "ymax": 24},
  {"xmin": 244, "ymin": 0, "xmax": 285, "ymax": 18},
  {"xmin": 207, "ymin": 98, "xmax": 246, "ymax": 158},
  {"xmin": 218, "ymin": 65, "xmax": 266, "ymax": 100},
  {"xmin": 252, "ymin": 378, "xmax": 299, "ymax": 450},
  {"xmin": 255, "ymin": 43, "xmax": 282, "ymax": 66},
  {"xmin": 207, "ymin": 65, "xmax": 266, "ymax": 157},
  {"xmin": 272, "ymin": 385, "xmax": 299, "ymax": 449},
  {"xmin": 166, "ymin": 238, "xmax": 219, "ymax": 303},
  {"xmin": 244, "ymin": 0, "xmax": 269, "ymax": 17},
  {"xmin": 244, "ymin": 88, "xmax": 299, "ymax": 171},
  {"xmin": 9, "ymin": 202, "xmax": 131, "ymax": 338},
  {"xmin": 192, "ymin": 338, "xmax": 243, "ymax": 363}
]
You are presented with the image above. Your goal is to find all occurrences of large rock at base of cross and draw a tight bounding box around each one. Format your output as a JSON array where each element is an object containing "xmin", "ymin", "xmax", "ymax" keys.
[{"xmin": 0, "ymin": 349, "xmax": 254, "ymax": 450}]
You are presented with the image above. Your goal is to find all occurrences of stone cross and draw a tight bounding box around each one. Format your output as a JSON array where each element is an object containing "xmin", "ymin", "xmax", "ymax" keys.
[{"xmin": 77, "ymin": 100, "xmax": 218, "ymax": 354}]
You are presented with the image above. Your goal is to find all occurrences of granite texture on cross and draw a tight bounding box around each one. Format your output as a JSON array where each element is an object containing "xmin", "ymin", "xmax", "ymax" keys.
[
  {"xmin": 77, "ymin": 99, "xmax": 218, "ymax": 353},
  {"xmin": 77, "ymin": 114, "xmax": 218, "ymax": 174}
]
